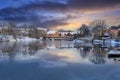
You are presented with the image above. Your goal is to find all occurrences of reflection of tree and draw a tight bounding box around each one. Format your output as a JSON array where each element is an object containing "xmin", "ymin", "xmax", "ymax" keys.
[
  {"xmin": 1, "ymin": 42, "xmax": 18, "ymax": 61},
  {"xmin": 0, "ymin": 41, "xmax": 46, "ymax": 58},
  {"xmin": 80, "ymin": 47, "xmax": 91, "ymax": 59},
  {"xmin": 89, "ymin": 45, "xmax": 107, "ymax": 64},
  {"xmin": 28, "ymin": 41, "xmax": 45, "ymax": 55},
  {"xmin": 28, "ymin": 42, "xmax": 38, "ymax": 55},
  {"xmin": 0, "ymin": 41, "xmax": 48, "ymax": 63}
]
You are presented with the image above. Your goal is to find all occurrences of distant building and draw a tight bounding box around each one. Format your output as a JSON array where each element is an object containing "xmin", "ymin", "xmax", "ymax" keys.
[
  {"xmin": 45, "ymin": 30, "xmax": 76, "ymax": 38},
  {"xmin": 46, "ymin": 30, "xmax": 60, "ymax": 37},
  {"xmin": 108, "ymin": 28, "xmax": 120, "ymax": 38},
  {"xmin": 58, "ymin": 30, "xmax": 75, "ymax": 37}
]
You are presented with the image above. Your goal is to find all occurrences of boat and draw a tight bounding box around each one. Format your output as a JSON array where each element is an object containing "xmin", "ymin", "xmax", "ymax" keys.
[
  {"xmin": 0, "ymin": 35, "xmax": 9, "ymax": 42},
  {"xmin": 108, "ymin": 49, "xmax": 120, "ymax": 58},
  {"xmin": 93, "ymin": 39, "xmax": 103, "ymax": 45},
  {"xmin": 73, "ymin": 39, "xmax": 85, "ymax": 47}
]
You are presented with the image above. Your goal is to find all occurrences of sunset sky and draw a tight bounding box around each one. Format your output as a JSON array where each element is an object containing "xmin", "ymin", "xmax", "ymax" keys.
[{"xmin": 0, "ymin": 0, "xmax": 120, "ymax": 30}]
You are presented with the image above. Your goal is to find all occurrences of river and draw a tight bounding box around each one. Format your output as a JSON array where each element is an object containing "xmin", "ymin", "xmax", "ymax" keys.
[{"xmin": 0, "ymin": 40, "xmax": 120, "ymax": 80}]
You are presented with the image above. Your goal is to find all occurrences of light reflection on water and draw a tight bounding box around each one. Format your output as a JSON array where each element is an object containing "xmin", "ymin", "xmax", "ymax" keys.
[{"xmin": 0, "ymin": 41, "xmax": 118, "ymax": 65}]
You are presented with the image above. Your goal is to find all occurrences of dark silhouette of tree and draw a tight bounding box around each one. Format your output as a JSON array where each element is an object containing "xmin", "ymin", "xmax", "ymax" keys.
[
  {"xmin": 118, "ymin": 30, "xmax": 120, "ymax": 37},
  {"xmin": 78, "ymin": 24, "xmax": 91, "ymax": 37},
  {"xmin": 28, "ymin": 25, "xmax": 44, "ymax": 38}
]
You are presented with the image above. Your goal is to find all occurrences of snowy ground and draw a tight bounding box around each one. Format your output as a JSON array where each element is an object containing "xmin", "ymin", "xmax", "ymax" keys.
[{"xmin": 9, "ymin": 37, "xmax": 38, "ymax": 42}]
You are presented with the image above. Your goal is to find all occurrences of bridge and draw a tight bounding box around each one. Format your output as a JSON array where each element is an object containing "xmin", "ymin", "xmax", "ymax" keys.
[{"xmin": 43, "ymin": 36, "xmax": 74, "ymax": 40}]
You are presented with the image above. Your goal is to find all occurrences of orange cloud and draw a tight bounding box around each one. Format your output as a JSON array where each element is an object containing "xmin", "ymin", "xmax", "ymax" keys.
[{"xmin": 50, "ymin": 17, "xmax": 91, "ymax": 30}]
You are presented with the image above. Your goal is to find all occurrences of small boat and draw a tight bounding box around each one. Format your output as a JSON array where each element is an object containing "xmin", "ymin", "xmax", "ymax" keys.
[
  {"xmin": 108, "ymin": 49, "xmax": 120, "ymax": 58},
  {"xmin": 93, "ymin": 40, "xmax": 103, "ymax": 45},
  {"xmin": 73, "ymin": 39, "xmax": 85, "ymax": 43},
  {"xmin": 0, "ymin": 35, "xmax": 9, "ymax": 42},
  {"xmin": 73, "ymin": 39, "xmax": 85, "ymax": 47}
]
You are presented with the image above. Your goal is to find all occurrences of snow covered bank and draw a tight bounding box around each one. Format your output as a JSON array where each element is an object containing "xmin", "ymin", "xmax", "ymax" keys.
[
  {"xmin": 8, "ymin": 37, "xmax": 38, "ymax": 42},
  {"xmin": 16, "ymin": 37, "xmax": 37, "ymax": 42}
]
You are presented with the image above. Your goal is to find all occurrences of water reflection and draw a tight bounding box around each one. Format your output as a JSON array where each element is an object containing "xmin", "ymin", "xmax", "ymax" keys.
[
  {"xmin": 89, "ymin": 45, "xmax": 107, "ymax": 64},
  {"xmin": 0, "ymin": 41, "xmax": 119, "ymax": 64}
]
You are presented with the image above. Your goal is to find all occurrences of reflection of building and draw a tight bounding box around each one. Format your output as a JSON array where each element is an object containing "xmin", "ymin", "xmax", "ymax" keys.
[{"xmin": 45, "ymin": 41, "xmax": 74, "ymax": 49}]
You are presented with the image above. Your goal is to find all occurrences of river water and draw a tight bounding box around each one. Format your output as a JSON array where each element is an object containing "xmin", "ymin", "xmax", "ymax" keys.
[{"xmin": 0, "ymin": 40, "xmax": 120, "ymax": 80}]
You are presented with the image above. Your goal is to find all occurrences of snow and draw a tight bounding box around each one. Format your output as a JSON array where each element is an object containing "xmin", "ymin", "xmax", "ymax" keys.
[
  {"xmin": 47, "ymin": 30, "xmax": 57, "ymax": 34},
  {"xmin": 93, "ymin": 40, "xmax": 103, "ymax": 44},
  {"xmin": 46, "ymin": 45, "xmax": 56, "ymax": 49},
  {"xmin": 111, "ymin": 40, "xmax": 120, "ymax": 44},
  {"xmin": 17, "ymin": 37, "xmax": 37, "ymax": 42},
  {"xmin": 0, "ymin": 35, "xmax": 38, "ymax": 42},
  {"xmin": 108, "ymin": 50, "xmax": 120, "ymax": 54},
  {"xmin": 73, "ymin": 39, "xmax": 85, "ymax": 43},
  {"xmin": 93, "ymin": 39, "xmax": 120, "ymax": 46},
  {"xmin": 8, "ymin": 36, "xmax": 37, "ymax": 42},
  {"xmin": 37, "ymin": 27, "xmax": 47, "ymax": 31}
]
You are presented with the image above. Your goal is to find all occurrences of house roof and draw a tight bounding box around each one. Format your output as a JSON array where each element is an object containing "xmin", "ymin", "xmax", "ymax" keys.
[{"xmin": 47, "ymin": 30, "xmax": 57, "ymax": 34}]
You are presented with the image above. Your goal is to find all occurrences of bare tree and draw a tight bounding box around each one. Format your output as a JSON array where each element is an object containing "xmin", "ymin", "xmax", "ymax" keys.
[
  {"xmin": 28, "ymin": 25, "xmax": 39, "ymax": 38},
  {"xmin": 8, "ymin": 21, "xmax": 17, "ymax": 40},
  {"xmin": 78, "ymin": 24, "xmax": 91, "ymax": 37},
  {"xmin": 79, "ymin": 24, "xmax": 90, "ymax": 36},
  {"xmin": 90, "ymin": 19, "xmax": 108, "ymax": 36}
]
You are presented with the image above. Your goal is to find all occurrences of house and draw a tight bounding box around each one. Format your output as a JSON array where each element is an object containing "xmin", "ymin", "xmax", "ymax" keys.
[
  {"xmin": 94, "ymin": 29, "xmax": 110, "ymax": 40},
  {"xmin": 46, "ymin": 30, "xmax": 60, "ymax": 38},
  {"xmin": 108, "ymin": 28, "xmax": 120, "ymax": 38},
  {"xmin": 58, "ymin": 30, "xmax": 75, "ymax": 37}
]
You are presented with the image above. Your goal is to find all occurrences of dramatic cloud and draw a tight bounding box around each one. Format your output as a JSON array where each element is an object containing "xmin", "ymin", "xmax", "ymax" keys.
[
  {"xmin": 68, "ymin": 0, "xmax": 120, "ymax": 9},
  {"xmin": 0, "ymin": 0, "xmax": 120, "ymax": 30}
]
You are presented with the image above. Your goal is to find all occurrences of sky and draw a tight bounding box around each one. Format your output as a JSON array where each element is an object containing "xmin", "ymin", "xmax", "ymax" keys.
[{"xmin": 0, "ymin": 0, "xmax": 120, "ymax": 30}]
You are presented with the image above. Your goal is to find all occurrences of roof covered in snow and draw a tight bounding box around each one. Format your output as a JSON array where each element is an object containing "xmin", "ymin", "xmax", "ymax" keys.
[
  {"xmin": 47, "ymin": 30, "xmax": 57, "ymax": 34},
  {"xmin": 37, "ymin": 27, "xmax": 47, "ymax": 31}
]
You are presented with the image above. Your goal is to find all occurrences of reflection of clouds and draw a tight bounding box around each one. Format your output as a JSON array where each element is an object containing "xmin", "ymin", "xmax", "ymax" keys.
[
  {"xmin": 45, "ymin": 41, "xmax": 74, "ymax": 49},
  {"xmin": 12, "ymin": 48, "xmax": 91, "ymax": 67},
  {"xmin": 45, "ymin": 49, "xmax": 78, "ymax": 62},
  {"xmin": 40, "ymin": 49, "xmax": 90, "ymax": 63},
  {"xmin": 88, "ymin": 47, "xmax": 107, "ymax": 64},
  {"xmin": 1, "ymin": 41, "xmax": 115, "ymax": 66},
  {"xmin": 0, "ymin": 41, "xmax": 91, "ymax": 66}
]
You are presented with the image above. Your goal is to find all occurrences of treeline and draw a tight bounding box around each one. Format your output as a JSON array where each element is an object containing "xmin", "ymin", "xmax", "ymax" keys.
[
  {"xmin": 77, "ymin": 19, "xmax": 120, "ymax": 38},
  {"xmin": 0, "ymin": 21, "xmax": 46, "ymax": 39}
]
